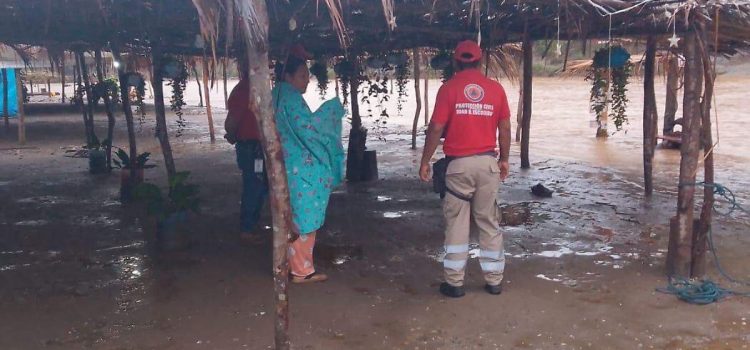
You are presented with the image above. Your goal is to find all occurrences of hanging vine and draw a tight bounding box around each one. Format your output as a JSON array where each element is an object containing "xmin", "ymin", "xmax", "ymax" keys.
[
  {"xmin": 585, "ymin": 46, "xmax": 632, "ymax": 132},
  {"xmin": 334, "ymin": 60, "xmax": 355, "ymax": 105},
  {"xmin": 124, "ymin": 72, "xmax": 147, "ymax": 129},
  {"xmin": 393, "ymin": 52, "xmax": 410, "ymax": 116},
  {"xmin": 164, "ymin": 57, "xmax": 189, "ymax": 137}
]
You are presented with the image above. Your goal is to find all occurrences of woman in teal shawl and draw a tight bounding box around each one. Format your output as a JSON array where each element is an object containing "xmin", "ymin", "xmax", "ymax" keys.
[{"xmin": 273, "ymin": 54, "xmax": 345, "ymax": 283}]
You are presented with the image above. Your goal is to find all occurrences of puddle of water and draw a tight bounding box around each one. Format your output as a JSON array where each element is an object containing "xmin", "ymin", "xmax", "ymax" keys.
[
  {"xmin": 96, "ymin": 241, "xmax": 145, "ymax": 252},
  {"xmin": 74, "ymin": 215, "xmax": 121, "ymax": 227},
  {"xmin": 17, "ymin": 196, "xmax": 67, "ymax": 205},
  {"xmin": 537, "ymin": 246, "xmax": 574, "ymax": 258},
  {"xmin": 316, "ymin": 244, "xmax": 364, "ymax": 267},
  {"xmin": 14, "ymin": 220, "xmax": 49, "ymax": 226},
  {"xmin": 377, "ymin": 196, "xmax": 392, "ymax": 202},
  {"xmin": 0, "ymin": 181, "xmax": 11, "ymax": 186},
  {"xmin": 0, "ymin": 250, "xmax": 23, "ymax": 255},
  {"xmin": 383, "ymin": 211, "xmax": 410, "ymax": 218}
]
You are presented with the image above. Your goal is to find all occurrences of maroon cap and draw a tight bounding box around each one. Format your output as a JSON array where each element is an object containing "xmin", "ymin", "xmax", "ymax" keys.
[
  {"xmin": 289, "ymin": 44, "xmax": 313, "ymax": 60},
  {"xmin": 453, "ymin": 40, "xmax": 482, "ymax": 63}
]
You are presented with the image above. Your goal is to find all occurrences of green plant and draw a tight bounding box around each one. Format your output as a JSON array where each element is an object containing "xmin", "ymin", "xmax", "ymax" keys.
[
  {"xmin": 134, "ymin": 171, "xmax": 200, "ymax": 221},
  {"xmin": 394, "ymin": 54, "xmax": 410, "ymax": 116},
  {"xmin": 87, "ymin": 134, "xmax": 110, "ymax": 151},
  {"xmin": 113, "ymin": 148, "xmax": 153, "ymax": 169}
]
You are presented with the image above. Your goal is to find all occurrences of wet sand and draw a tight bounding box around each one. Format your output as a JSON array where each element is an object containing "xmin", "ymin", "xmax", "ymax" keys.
[{"xmin": 0, "ymin": 77, "xmax": 749, "ymax": 349}]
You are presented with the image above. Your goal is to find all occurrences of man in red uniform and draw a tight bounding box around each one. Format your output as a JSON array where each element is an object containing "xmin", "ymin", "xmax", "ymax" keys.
[
  {"xmin": 419, "ymin": 40, "xmax": 512, "ymax": 298},
  {"xmin": 225, "ymin": 58, "xmax": 268, "ymax": 242}
]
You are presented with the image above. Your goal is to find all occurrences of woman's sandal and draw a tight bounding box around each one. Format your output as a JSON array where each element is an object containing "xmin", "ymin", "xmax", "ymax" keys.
[{"xmin": 291, "ymin": 272, "xmax": 328, "ymax": 284}]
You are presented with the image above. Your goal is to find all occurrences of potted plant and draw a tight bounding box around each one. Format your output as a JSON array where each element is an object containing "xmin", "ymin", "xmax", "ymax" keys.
[
  {"xmin": 134, "ymin": 172, "xmax": 200, "ymax": 251},
  {"xmin": 87, "ymin": 136, "xmax": 110, "ymax": 174},
  {"xmin": 113, "ymin": 148, "xmax": 153, "ymax": 201}
]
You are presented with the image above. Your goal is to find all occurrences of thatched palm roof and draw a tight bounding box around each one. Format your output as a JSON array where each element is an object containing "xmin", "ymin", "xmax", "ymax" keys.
[{"xmin": 2, "ymin": 1, "xmax": 750, "ymax": 58}]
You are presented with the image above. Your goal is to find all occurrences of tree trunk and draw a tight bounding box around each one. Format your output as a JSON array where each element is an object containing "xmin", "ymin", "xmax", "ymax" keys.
[
  {"xmin": 237, "ymin": 1, "xmax": 294, "ymax": 348},
  {"xmin": 202, "ymin": 56, "xmax": 217, "ymax": 142},
  {"xmin": 692, "ymin": 25, "xmax": 716, "ymax": 278},
  {"xmin": 111, "ymin": 47, "xmax": 139, "ymax": 198},
  {"xmin": 95, "ymin": 50, "xmax": 116, "ymax": 170},
  {"xmin": 150, "ymin": 48, "xmax": 177, "ymax": 179},
  {"xmin": 194, "ymin": 65, "xmax": 204, "ymax": 107},
  {"xmin": 411, "ymin": 48, "xmax": 422, "ymax": 150},
  {"xmin": 346, "ymin": 64, "xmax": 367, "ymax": 182},
  {"xmin": 2, "ymin": 69, "xmax": 8, "ymax": 129},
  {"xmin": 520, "ymin": 35, "xmax": 533, "ymax": 169},
  {"xmin": 643, "ymin": 35, "xmax": 658, "ymax": 196},
  {"xmin": 16, "ymin": 69, "xmax": 25, "ymax": 144},
  {"xmin": 78, "ymin": 52, "xmax": 97, "ymax": 144},
  {"xmin": 515, "ymin": 81, "xmax": 523, "ymax": 143},
  {"xmin": 667, "ymin": 30, "xmax": 702, "ymax": 278},
  {"xmin": 664, "ymin": 54, "xmax": 680, "ymax": 134}
]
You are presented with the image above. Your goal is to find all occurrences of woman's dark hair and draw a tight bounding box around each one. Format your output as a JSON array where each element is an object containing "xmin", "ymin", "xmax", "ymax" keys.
[{"xmin": 274, "ymin": 56, "xmax": 307, "ymax": 82}]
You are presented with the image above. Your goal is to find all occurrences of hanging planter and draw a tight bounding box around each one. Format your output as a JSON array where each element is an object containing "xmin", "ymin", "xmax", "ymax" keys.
[
  {"xmin": 386, "ymin": 52, "xmax": 409, "ymax": 67},
  {"xmin": 592, "ymin": 45, "xmax": 631, "ymax": 69},
  {"xmin": 429, "ymin": 52, "xmax": 451, "ymax": 70},
  {"xmin": 309, "ymin": 59, "xmax": 329, "ymax": 98},
  {"xmin": 586, "ymin": 46, "xmax": 632, "ymax": 132}
]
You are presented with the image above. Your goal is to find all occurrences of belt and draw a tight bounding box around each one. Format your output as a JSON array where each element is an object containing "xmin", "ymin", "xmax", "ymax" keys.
[{"xmin": 446, "ymin": 151, "xmax": 497, "ymax": 161}]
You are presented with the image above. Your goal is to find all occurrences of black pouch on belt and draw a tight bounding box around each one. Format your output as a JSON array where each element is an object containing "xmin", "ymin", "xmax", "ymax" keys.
[{"xmin": 432, "ymin": 157, "xmax": 452, "ymax": 199}]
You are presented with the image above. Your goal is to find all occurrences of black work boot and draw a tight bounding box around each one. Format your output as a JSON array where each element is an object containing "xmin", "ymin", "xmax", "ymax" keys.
[
  {"xmin": 484, "ymin": 283, "xmax": 503, "ymax": 295},
  {"xmin": 439, "ymin": 282, "xmax": 465, "ymax": 298}
]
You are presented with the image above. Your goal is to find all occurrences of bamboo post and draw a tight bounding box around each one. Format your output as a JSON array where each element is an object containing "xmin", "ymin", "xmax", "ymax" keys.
[
  {"xmin": 111, "ymin": 48, "xmax": 139, "ymax": 193},
  {"xmin": 16, "ymin": 69, "xmax": 25, "ymax": 145},
  {"xmin": 150, "ymin": 47, "xmax": 177, "ymax": 179},
  {"xmin": 193, "ymin": 64, "xmax": 204, "ymax": 107},
  {"xmin": 667, "ymin": 30, "xmax": 702, "ymax": 278},
  {"xmin": 643, "ymin": 35, "xmax": 658, "ymax": 196},
  {"xmin": 202, "ymin": 56, "xmax": 216, "ymax": 142},
  {"xmin": 693, "ymin": 24, "xmax": 716, "ymax": 278},
  {"xmin": 2, "ymin": 69, "xmax": 8, "ymax": 129},
  {"xmin": 95, "ymin": 50, "xmax": 116, "ymax": 170},
  {"xmin": 411, "ymin": 48, "xmax": 422, "ymax": 150},
  {"xmin": 664, "ymin": 53, "xmax": 680, "ymax": 134},
  {"xmin": 239, "ymin": 1, "xmax": 294, "ymax": 347},
  {"xmin": 520, "ymin": 33, "xmax": 533, "ymax": 169}
]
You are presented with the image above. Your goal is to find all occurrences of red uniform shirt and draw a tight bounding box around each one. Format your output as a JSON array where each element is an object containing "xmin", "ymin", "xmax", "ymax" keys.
[
  {"xmin": 431, "ymin": 69, "xmax": 511, "ymax": 157},
  {"xmin": 227, "ymin": 79, "xmax": 260, "ymax": 141}
]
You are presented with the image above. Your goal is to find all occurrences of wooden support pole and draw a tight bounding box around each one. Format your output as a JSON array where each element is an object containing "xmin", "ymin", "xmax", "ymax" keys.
[
  {"xmin": 111, "ymin": 47, "xmax": 139, "ymax": 195},
  {"xmin": 95, "ymin": 50, "xmax": 116, "ymax": 170},
  {"xmin": 240, "ymin": 1, "xmax": 293, "ymax": 347},
  {"xmin": 667, "ymin": 30, "xmax": 702, "ymax": 278},
  {"xmin": 78, "ymin": 52, "xmax": 98, "ymax": 145},
  {"xmin": 61, "ymin": 56, "xmax": 66, "ymax": 104},
  {"xmin": 423, "ymin": 69, "xmax": 429, "ymax": 126},
  {"xmin": 74, "ymin": 52, "xmax": 93, "ymax": 145},
  {"xmin": 643, "ymin": 35, "xmax": 658, "ymax": 196},
  {"xmin": 223, "ymin": 57, "xmax": 229, "ymax": 109},
  {"xmin": 193, "ymin": 64, "xmax": 204, "ymax": 107},
  {"xmin": 2, "ymin": 69, "xmax": 9, "ymax": 129},
  {"xmin": 46, "ymin": 79, "xmax": 51, "ymax": 97},
  {"xmin": 562, "ymin": 39, "xmax": 571, "ymax": 72},
  {"xmin": 202, "ymin": 56, "xmax": 217, "ymax": 142},
  {"xmin": 151, "ymin": 47, "xmax": 177, "ymax": 179},
  {"xmin": 411, "ymin": 48, "xmax": 422, "ymax": 150},
  {"xmin": 664, "ymin": 53, "xmax": 680, "ymax": 134},
  {"xmin": 16, "ymin": 69, "xmax": 25, "ymax": 145},
  {"xmin": 520, "ymin": 33, "xmax": 533, "ymax": 169},
  {"xmin": 693, "ymin": 24, "xmax": 716, "ymax": 278}
]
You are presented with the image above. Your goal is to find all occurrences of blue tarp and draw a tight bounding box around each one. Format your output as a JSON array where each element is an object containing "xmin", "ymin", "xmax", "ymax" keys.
[{"xmin": 0, "ymin": 69, "xmax": 19, "ymax": 117}]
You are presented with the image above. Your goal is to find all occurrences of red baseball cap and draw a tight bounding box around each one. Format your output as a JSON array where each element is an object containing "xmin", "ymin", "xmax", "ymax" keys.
[
  {"xmin": 453, "ymin": 40, "xmax": 482, "ymax": 63},
  {"xmin": 289, "ymin": 44, "xmax": 313, "ymax": 60}
]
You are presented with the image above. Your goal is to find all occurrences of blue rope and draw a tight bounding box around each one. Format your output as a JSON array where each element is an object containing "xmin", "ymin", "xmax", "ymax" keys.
[{"xmin": 657, "ymin": 182, "xmax": 750, "ymax": 304}]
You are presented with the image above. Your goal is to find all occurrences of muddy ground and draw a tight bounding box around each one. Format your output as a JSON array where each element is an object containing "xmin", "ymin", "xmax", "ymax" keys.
[{"xmin": 1, "ymin": 78, "xmax": 750, "ymax": 350}]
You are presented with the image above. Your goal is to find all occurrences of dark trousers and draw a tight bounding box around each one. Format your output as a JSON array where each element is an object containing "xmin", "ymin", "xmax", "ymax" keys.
[{"xmin": 236, "ymin": 140, "xmax": 268, "ymax": 233}]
